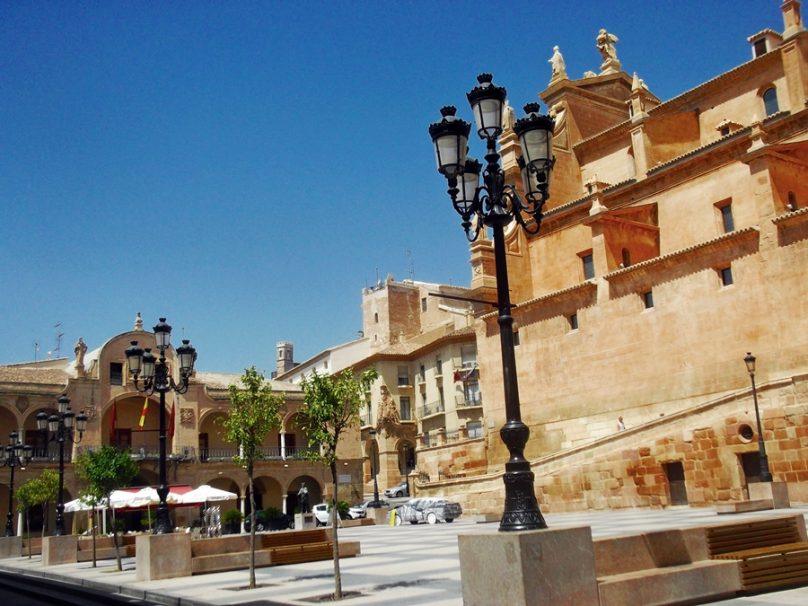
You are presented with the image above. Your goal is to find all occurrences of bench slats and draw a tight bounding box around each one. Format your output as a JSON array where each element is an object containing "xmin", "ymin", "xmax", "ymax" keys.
[{"xmin": 706, "ymin": 516, "xmax": 808, "ymax": 592}]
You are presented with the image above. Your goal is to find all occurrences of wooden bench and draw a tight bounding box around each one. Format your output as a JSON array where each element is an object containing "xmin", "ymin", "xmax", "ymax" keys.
[
  {"xmin": 76, "ymin": 534, "xmax": 137, "ymax": 562},
  {"xmin": 706, "ymin": 514, "xmax": 808, "ymax": 592},
  {"xmin": 190, "ymin": 528, "xmax": 359, "ymax": 575}
]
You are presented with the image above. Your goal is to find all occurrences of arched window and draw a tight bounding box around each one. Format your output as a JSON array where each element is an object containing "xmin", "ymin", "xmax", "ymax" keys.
[{"xmin": 763, "ymin": 87, "xmax": 779, "ymax": 116}]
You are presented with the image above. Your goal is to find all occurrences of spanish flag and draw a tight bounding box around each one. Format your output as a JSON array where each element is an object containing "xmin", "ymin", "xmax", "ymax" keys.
[{"xmin": 138, "ymin": 397, "xmax": 149, "ymax": 430}]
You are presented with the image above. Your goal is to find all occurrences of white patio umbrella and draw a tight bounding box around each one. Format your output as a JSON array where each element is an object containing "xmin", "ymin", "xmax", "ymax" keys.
[
  {"xmin": 180, "ymin": 484, "xmax": 237, "ymax": 505},
  {"xmin": 109, "ymin": 489, "xmax": 140, "ymax": 509},
  {"xmin": 127, "ymin": 486, "xmax": 183, "ymax": 507},
  {"xmin": 64, "ymin": 495, "xmax": 106, "ymax": 512}
]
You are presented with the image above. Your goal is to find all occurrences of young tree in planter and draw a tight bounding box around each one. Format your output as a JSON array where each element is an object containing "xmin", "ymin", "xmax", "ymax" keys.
[
  {"xmin": 37, "ymin": 469, "xmax": 58, "ymax": 538},
  {"xmin": 299, "ymin": 367, "xmax": 377, "ymax": 601},
  {"xmin": 224, "ymin": 366, "xmax": 285, "ymax": 590},
  {"xmin": 75, "ymin": 445, "xmax": 138, "ymax": 571},
  {"xmin": 15, "ymin": 478, "xmax": 39, "ymax": 558},
  {"xmin": 14, "ymin": 469, "xmax": 58, "ymax": 557}
]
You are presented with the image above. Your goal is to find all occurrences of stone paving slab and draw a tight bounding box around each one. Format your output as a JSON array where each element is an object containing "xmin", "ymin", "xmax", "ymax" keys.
[{"xmin": 1, "ymin": 506, "xmax": 808, "ymax": 605}]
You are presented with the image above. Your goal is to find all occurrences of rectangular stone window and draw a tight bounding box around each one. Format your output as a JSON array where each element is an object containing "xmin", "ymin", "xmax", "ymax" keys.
[
  {"xmin": 580, "ymin": 252, "xmax": 595, "ymax": 280},
  {"xmin": 642, "ymin": 290, "xmax": 654, "ymax": 309},
  {"xmin": 397, "ymin": 365, "xmax": 410, "ymax": 387},
  {"xmin": 399, "ymin": 396, "xmax": 411, "ymax": 421},
  {"xmin": 421, "ymin": 297, "xmax": 427, "ymax": 312},
  {"xmin": 110, "ymin": 362, "xmax": 123, "ymax": 385},
  {"xmin": 719, "ymin": 266, "xmax": 734, "ymax": 287},
  {"xmin": 568, "ymin": 313, "xmax": 578, "ymax": 331},
  {"xmin": 716, "ymin": 200, "xmax": 734, "ymax": 233}
]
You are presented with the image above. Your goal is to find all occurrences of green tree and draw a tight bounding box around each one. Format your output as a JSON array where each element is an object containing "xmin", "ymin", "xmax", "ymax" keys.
[
  {"xmin": 75, "ymin": 445, "xmax": 138, "ymax": 570},
  {"xmin": 14, "ymin": 469, "xmax": 58, "ymax": 557},
  {"xmin": 38, "ymin": 469, "xmax": 58, "ymax": 538},
  {"xmin": 223, "ymin": 366, "xmax": 285, "ymax": 589},
  {"xmin": 299, "ymin": 367, "xmax": 377, "ymax": 600},
  {"xmin": 15, "ymin": 478, "xmax": 40, "ymax": 558}
]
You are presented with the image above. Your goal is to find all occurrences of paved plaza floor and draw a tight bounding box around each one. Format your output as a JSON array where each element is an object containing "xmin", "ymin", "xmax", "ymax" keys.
[{"xmin": 1, "ymin": 506, "xmax": 808, "ymax": 605}]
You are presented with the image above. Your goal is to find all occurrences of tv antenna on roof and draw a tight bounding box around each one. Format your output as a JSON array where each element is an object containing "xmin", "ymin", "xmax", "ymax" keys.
[
  {"xmin": 405, "ymin": 249, "xmax": 415, "ymax": 281},
  {"xmin": 54, "ymin": 322, "xmax": 64, "ymax": 357}
]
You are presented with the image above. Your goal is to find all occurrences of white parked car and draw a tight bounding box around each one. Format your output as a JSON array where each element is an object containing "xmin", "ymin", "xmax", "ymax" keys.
[{"xmin": 311, "ymin": 503, "xmax": 331, "ymax": 526}]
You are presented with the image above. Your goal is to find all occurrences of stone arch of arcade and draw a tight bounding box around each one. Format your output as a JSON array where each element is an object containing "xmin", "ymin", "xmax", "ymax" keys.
[
  {"xmin": 396, "ymin": 438, "xmax": 417, "ymax": 476},
  {"xmin": 286, "ymin": 474, "xmax": 322, "ymax": 514},
  {"xmin": 197, "ymin": 409, "xmax": 231, "ymax": 461},
  {"xmin": 102, "ymin": 393, "xmax": 161, "ymax": 454},
  {"xmin": 247, "ymin": 475, "xmax": 284, "ymax": 515}
]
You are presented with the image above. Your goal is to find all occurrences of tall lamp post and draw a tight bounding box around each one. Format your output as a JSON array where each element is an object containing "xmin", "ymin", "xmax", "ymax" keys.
[
  {"xmin": 3, "ymin": 432, "xmax": 32, "ymax": 536},
  {"xmin": 429, "ymin": 73, "xmax": 555, "ymax": 532},
  {"xmin": 36, "ymin": 396, "xmax": 87, "ymax": 535},
  {"xmin": 367, "ymin": 429, "xmax": 382, "ymax": 507},
  {"xmin": 125, "ymin": 318, "xmax": 196, "ymax": 534},
  {"xmin": 744, "ymin": 352, "xmax": 772, "ymax": 482}
]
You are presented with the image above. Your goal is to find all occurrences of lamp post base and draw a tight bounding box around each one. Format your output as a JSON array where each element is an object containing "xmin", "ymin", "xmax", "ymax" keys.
[{"xmin": 154, "ymin": 503, "xmax": 172, "ymax": 534}]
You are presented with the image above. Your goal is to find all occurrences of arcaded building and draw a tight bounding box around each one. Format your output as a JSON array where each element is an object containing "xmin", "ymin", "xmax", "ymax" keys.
[
  {"xmin": 415, "ymin": 2, "xmax": 808, "ymax": 513},
  {"xmin": 0, "ymin": 314, "xmax": 365, "ymax": 534}
]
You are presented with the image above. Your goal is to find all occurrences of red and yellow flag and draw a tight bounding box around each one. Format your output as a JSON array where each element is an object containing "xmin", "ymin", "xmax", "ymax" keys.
[{"xmin": 138, "ymin": 397, "xmax": 149, "ymax": 430}]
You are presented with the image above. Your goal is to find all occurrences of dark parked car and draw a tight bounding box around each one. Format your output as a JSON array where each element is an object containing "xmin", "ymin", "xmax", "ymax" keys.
[{"xmin": 390, "ymin": 497, "xmax": 462, "ymax": 525}]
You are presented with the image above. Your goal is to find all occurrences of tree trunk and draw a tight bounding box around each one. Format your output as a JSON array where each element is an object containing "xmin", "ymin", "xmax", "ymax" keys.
[
  {"xmin": 91, "ymin": 507, "xmax": 97, "ymax": 567},
  {"xmin": 248, "ymin": 464, "xmax": 256, "ymax": 589},
  {"xmin": 111, "ymin": 506, "xmax": 122, "ymax": 572},
  {"xmin": 25, "ymin": 512, "xmax": 30, "ymax": 558},
  {"xmin": 331, "ymin": 461, "xmax": 342, "ymax": 600}
]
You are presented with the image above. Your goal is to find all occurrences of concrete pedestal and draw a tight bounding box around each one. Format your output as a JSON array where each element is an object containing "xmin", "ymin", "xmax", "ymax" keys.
[
  {"xmin": 369, "ymin": 506, "xmax": 389, "ymax": 526},
  {"xmin": 749, "ymin": 481, "xmax": 790, "ymax": 508},
  {"xmin": 0, "ymin": 536, "xmax": 22, "ymax": 559},
  {"xmin": 135, "ymin": 533, "xmax": 192, "ymax": 581},
  {"xmin": 458, "ymin": 526, "xmax": 599, "ymax": 606},
  {"xmin": 42, "ymin": 535, "xmax": 78, "ymax": 566},
  {"xmin": 295, "ymin": 513, "xmax": 315, "ymax": 529}
]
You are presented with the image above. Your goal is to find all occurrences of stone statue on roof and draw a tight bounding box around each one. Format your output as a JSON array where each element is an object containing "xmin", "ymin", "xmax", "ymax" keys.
[
  {"xmin": 502, "ymin": 100, "xmax": 516, "ymax": 131},
  {"xmin": 549, "ymin": 45, "xmax": 567, "ymax": 82},
  {"xmin": 597, "ymin": 28, "xmax": 621, "ymax": 74},
  {"xmin": 74, "ymin": 337, "xmax": 87, "ymax": 376}
]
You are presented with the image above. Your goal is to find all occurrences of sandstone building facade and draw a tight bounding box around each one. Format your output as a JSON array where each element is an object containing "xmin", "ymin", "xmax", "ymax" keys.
[{"xmin": 411, "ymin": 1, "xmax": 808, "ymax": 514}]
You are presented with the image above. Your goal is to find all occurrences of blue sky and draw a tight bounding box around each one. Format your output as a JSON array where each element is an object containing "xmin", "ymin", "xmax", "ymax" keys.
[{"xmin": 1, "ymin": 1, "xmax": 783, "ymax": 374}]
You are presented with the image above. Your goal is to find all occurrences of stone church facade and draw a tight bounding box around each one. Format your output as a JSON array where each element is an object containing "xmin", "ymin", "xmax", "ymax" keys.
[{"xmin": 411, "ymin": 1, "xmax": 808, "ymax": 514}]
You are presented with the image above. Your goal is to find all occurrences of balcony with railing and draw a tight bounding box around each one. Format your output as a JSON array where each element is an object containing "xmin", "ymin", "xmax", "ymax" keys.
[
  {"xmin": 419, "ymin": 401, "xmax": 445, "ymax": 419},
  {"xmin": 456, "ymin": 393, "xmax": 483, "ymax": 408}
]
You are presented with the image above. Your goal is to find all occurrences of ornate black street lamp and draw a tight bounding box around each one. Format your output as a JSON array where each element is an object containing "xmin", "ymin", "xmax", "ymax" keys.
[
  {"xmin": 125, "ymin": 318, "xmax": 196, "ymax": 534},
  {"xmin": 3, "ymin": 432, "xmax": 32, "ymax": 536},
  {"xmin": 744, "ymin": 352, "xmax": 772, "ymax": 482},
  {"xmin": 429, "ymin": 73, "xmax": 555, "ymax": 532},
  {"xmin": 367, "ymin": 429, "xmax": 382, "ymax": 508},
  {"xmin": 36, "ymin": 396, "xmax": 87, "ymax": 535}
]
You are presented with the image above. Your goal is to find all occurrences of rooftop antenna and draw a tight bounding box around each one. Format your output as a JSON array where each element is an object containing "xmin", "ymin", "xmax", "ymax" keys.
[
  {"xmin": 34, "ymin": 341, "xmax": 39, "ymax": 362},
  {"xmin": 54, "ymin": 322, "xmax": 64, "ymax": 358},
  {"xmin": 406, "ymin": 249, "xmax": 415, "ymax": 281}
]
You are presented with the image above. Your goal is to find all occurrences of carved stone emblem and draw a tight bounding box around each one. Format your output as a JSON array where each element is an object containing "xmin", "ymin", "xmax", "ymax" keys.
[
  {"xmin": 180, "ymin": 407, "xmax": 195, "ymax": 426},
  {"xmin": 15, "ymin": 396, "xmax": 29, "ymax": 413}
]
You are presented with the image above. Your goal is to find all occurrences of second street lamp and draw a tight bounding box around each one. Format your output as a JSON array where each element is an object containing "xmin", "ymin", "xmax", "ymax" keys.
[
  {"xmin": 744, "ymin": 352, "xmax": 772, "ymax": 482},
  {"xmin": 367, "ymin": 429, "xmax": 382, "ymax": 508},
  {"xmin": 429, "ymin": 73, "xmax": 555, "ymax": 532},
  {"xmin": 36, "ymin": 395, "xmax": 87, "ymax": 536},
  {"xmin": 125, "ymin": 317, "xmax": 196, "ymax": 534},
  {"xmin": 3, "ymin": 431, "xmax": 33, "ymax": 537}
]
